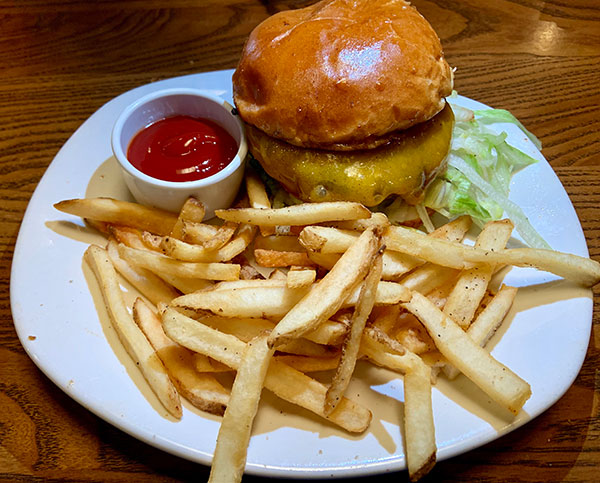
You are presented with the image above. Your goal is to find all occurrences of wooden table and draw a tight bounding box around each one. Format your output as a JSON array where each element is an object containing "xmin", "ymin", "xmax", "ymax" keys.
[{"xmin": 1, "ymin": 1, "xmax": 599, "ymax": 481}]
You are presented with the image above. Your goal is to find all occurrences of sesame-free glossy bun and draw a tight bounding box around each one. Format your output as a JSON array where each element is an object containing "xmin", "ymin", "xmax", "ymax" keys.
[{"xmin": 233, "ymin": 0, "xmax": 453, "ymax": 150}]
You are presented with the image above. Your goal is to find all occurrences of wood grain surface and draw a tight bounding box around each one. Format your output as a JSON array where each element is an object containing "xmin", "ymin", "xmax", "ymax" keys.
[{"xmin": 1, "ymin": 0, "xmax": 599, "ymax": 481}]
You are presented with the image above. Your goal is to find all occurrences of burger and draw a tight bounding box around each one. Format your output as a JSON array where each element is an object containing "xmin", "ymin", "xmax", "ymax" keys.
[{"xmin": 232, "ymin": 0, "xmax": 454, "ymax": 210}]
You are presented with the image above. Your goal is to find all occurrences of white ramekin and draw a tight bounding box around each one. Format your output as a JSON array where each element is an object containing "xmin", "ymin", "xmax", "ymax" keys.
[{"xmin": 111, "ymin": 88, "xmax": 247, "ymax": 218}]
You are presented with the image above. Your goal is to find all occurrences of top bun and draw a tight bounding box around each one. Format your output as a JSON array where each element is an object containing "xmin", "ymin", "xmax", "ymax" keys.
[{"xmin": 233, "ymin": 0, "xmax": 453, "ymax": 151}]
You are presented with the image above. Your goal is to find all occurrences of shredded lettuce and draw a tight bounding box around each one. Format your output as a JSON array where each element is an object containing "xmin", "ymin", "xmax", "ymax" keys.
[
  {"xmin": 247, "ymin": 100, "xmax": 548, "ymax": 248},
  {"xmin": 473, "ymin": 109, "xmax": 542, "ymax": 150},
  {"xmin": 423, "ymin": 102, "xmax": 550, "ymax": 249}
]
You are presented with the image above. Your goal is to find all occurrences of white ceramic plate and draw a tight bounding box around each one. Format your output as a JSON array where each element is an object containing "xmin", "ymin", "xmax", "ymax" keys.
[{"xmin": 11, "ymin": 69, "xmax": 593, "ymax": 479}]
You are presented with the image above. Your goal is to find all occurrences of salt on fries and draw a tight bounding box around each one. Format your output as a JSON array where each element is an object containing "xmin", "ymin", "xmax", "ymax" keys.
[
  {"xmin": 55, "ymin": 177, "xmax": 600, "ymax": 482},
  {"xmin": 386, "ymin": 224, "xmax": 600, "ymax": 287},
  {"xmin": 215, "ymin": 201, "xmax": 371, "ymax": 226},
  {"xmin": 161, "ymin": 306, "xmax": 372, "ymax": 433},
  {"xmin": 324, "ymin": 247, "xmax": 383, "ymax": 415}
]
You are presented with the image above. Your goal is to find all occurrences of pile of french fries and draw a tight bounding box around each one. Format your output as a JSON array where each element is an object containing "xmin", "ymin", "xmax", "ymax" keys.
[{"xmin": 54, "ymin": 168, "xmax": 600, "ymax": 482}]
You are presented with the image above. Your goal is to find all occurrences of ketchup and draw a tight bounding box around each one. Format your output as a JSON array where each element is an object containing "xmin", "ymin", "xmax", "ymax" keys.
[{"xmin": 127, "ymin": 115, "xmax": 238, "ymax": 182}]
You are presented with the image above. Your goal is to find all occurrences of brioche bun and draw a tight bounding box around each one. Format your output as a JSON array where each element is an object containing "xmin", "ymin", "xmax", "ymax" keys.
[
  {"xmin": 232, "ymin": 0, "xmax": 454, "ymax": 207},
  {"xmin": 233, "ymin": 0, "xmax": 453, "ymax": 150}
]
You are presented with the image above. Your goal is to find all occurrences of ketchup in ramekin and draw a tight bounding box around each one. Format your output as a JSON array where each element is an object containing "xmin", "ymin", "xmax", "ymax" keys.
[
  {"xmin": 111, "ymin": 88, "xmax": 247, "ymax": 217},
  {"xmin": 127, "ymin": 115, "xmax": 238, "ymax": 183}
]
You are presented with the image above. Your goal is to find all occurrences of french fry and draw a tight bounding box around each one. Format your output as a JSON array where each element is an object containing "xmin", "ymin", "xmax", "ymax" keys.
[
  {"xmin": 403, "ymin": 291, "xmax": 531, "ymax": 414},
  {"xmin": 208, "ymin": 333, "xmax": 273, "ymax": 483},
  {"xmin": 443, "ymin": 285, "xmax": 519, "ymax": 380},
  {"xmin": 269, "ymin": 268, "xmax": 288, "ymax": 280},
  {"xmin": 170, "ymin": 197, "xmax": 206, "ymax": 239},
  {"xmin": 254, "ymin": 234, "xmax": 304, "ymax": 251},
  {"xmin": 194, "ymin": 354, "xmax": 233, "ymax": 373},
  {"xmin": 329, "ymin": 211, "xmax": 390, "ymax": 231},
  {"xmin": 274, "ymin": 354, "xmax": 341, "ymax": 373},
  {"xmin": 380, "ymin": 250, "xmax": 427, "ymax": 281},
  {"xmin": 307, "ymin": 251, "xmax": 339, "ymax": 271},
  {"xmin": 287, "ymin": 267, "xmax": 317, "ymax": 288},
  {"xmin": 268, "ymin": 228, "xmax": 381, "ymax": 348},
  {"xmin": 161, "ymin": 235, "xmax": 214, "ymax": 262},
  {"xmin": 274, "ymin": 225, "xmax": 305, "ymax": 236},
  {"xmin": 198, "ymin": 312, "xmax": 346, "ymax": 347},
  {"xmin": 245, "ymin": 167, "xmax": 275, "ymax": 236},
  {"xmin": 303, "ymin": 318, "xmax": 349, "ymax": 346},
  {"xmin": 418, "ymin": 351, "xmax": 447, "ymax": 382},
  {"xmin": 84, "ymin": 245, "xmax": 182, "ymax": 418},
  {"xmin": 429, "ymin": 215, "xmax": 472, "ymax": 242},
  {"xmin": 360, "ymin": 326, "xmax": 416, "ymax": 375},
  {"xmin": 173, "ymin": 278, "xmax": 409, "ymax": 319},
  {"xmin": 387, "ymin": 225, "xmax": 600, "ymax": 287},
  {"xmin": 157, "ymin": 273, "xmax": 213, "ymax": 294},
  {"xmin": 301, "ymin": 226, "xmax": 426, "ymax": 278},
  {"xmin": 215, "ymin": 202, "xmax": 371, "ymax": 226},
  {"xmin": 142, "ymin": 231, "xmax": 163, "ymax": 251},
  {"xmin": 300, "ymin": 215, "xmax": 471, "ymax": 255},
  {"xmin": 253, "ymin": 235, "xmax": 315, "ymax": 268},
  {"xmin": 199, "ymin": 315, "xmax": 335, "ymax": 358},
  {"xmin": 370, "ymin": 305, "xmax": 401, "ymax": 334},
  {"xmin": 398, "ymin": 263, "xmax": 458, "ymax": 295},
  {"xmin": 245, "ymin": 168, "xmax": 271, "ymax": 209},
  {"xmin": 84, "ymin": 218, "xmax": 111, "ymax": 234},
  {"xmin": 404, "ymin": 358, "xmax": 436, "ymax": 482},
  {"xmin": 162, "ymin": 223, "xmax": 257, "ymax": 263},
  {"xmin": 299, "ymin": 226, "xmax": 360, "ymax": 254},
  {"xmin": 254, "ymin": 248, "xmax": 314, "ymax": 268},
  {"xmin": 309, "ymin": 249, "xmax": 421, "ymax": 282},
  {"xmin": 468, "ymin": 285, "xmax": 519, "ymax": 347},
  {"xmin": 385, "ymin": 225, "xmax": 472, "ymax": 269},
  {"xmin": 133, "ymin": 298, "xmax": 229, "ymax": 415},
  {"xmin": 162, "ymin": 307, "xmax": 372, "ymax": 432},
  {"xmin": 443, "ymin": 219, "xmax": 513, "ymax": 328},
  {"xmin": 393, "ymin": 311, "xmax": 436, "ymax": 355},
  {"xmin": 181, "ymin": 221, "xmax": 220, "ymax": 244},
  {"xmin": 118, "ymin": 243, "xmax": 240, "ymax": 281},
  {"xmin": 426, "ymin": 280, "xmax": 455, "ymax": 309},
  {"xmin": 363, "ymin": 325, "xmax": 407, "ymax": 356},
  {"xmin": 200, "ymin": 222, "xmax": 238, "ymax": 251},
  {"xmin": 172, "ymin": 285, "xmax": 308, "ymax": 319},
  {"xmin": 325, "ymin": 249, "xmax": 383, "ymax": 414},
  {"xmin": 179, "ymin": 197, "xmax": 206, "ymax": 222},
  {"xmin": 55, "ymin": 198, "xmax": 178, "ymax": 235},
  {"xmin": 211, "ymin": 279, "xmax": 287, "ymax": 290},
  {"xmin": 214, "ymin": 223, "xmax": 258, "ymax": 261},
  {"xmin": 301, "ymin": 216, "xmax": 472, "ymax": 282},
  {"xmin": 200, "ymin": 315, "xmax": 275, "ymax": 341},
  {"xmin": 107, "ymin": 225, "xmax": 147, "ymax": 249},
  {"xmin": 264, "ymin": 358, "xmax": 372, "ymax": 434},
  {"xmin": 361, "ymin": 326, "xmax": 437, "ymax": 385},
  {"xmin": 106, "ymin": 240, "xmax": 179, "ymax": 306}
]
